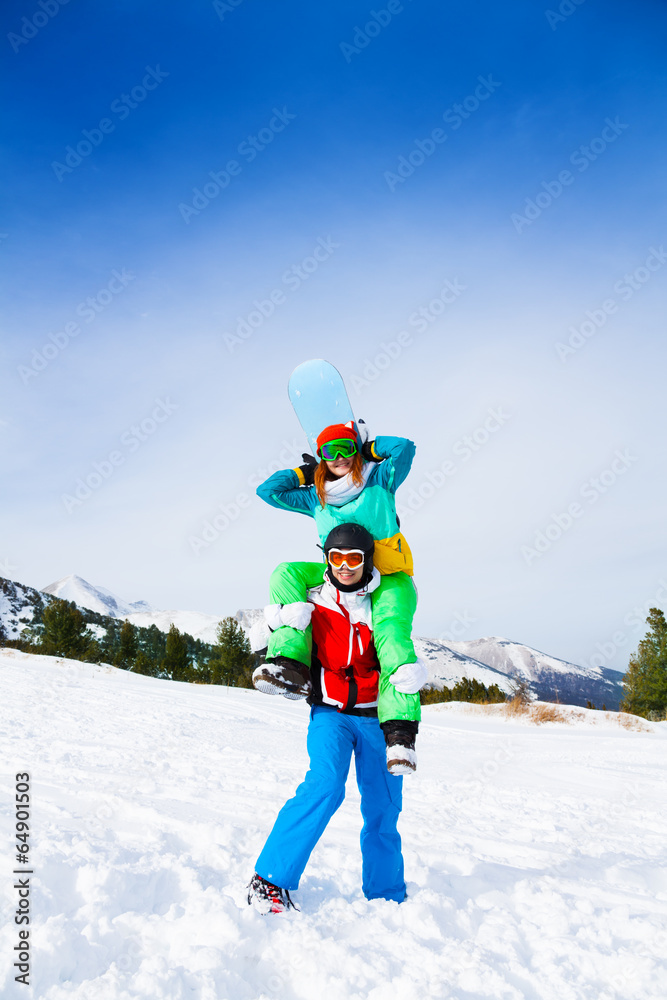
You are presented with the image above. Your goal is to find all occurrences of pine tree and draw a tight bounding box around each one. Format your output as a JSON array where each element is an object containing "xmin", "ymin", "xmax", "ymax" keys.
[
  {"xmin": 420, "ymin": 678, "xmax": 507, "ymax": 706},
  {"xmin": 509, "ymin": 673, "xmax": 532, "ymax": 705},
  {"xmin": 163, "ymin": 624, "xmax": 191, "ymax": 681},
  {"xmin": 143, "ymin": 623, "xmax": 167, "ymax": 667},
  {"xmin": 37, "ymin": 599, "xmax": 99, "ymax": 660},
  {"xmin": 134, "ymin": 651, "xmax": 157, "ymax": 676},
  {"xmin": 115, "ymin": 620, "xmax": 138, "ymax": 669},
  {"xmin": 208, "ymin": 617, "xmax": 253, "ymax": 687},
  {"xmin": 621, "ymin": 608, "xmax": 667, "ymax": 720}
]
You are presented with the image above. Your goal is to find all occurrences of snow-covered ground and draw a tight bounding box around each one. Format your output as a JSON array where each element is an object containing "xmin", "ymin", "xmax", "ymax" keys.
[{"xmin": 1, "ymin": 649, "xmax": 666, "ymax": 1000}]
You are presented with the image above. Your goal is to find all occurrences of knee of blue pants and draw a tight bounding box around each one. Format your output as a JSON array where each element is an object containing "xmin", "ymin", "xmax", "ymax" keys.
[{"xmin": 298, "ymin": 760, "xmax": 347, "ymax": 803}]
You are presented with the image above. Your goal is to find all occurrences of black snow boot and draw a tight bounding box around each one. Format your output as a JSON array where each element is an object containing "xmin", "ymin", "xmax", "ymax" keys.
[{"xmin": 252, "ymin": 656, "xmax": 311, "ymax": 700}]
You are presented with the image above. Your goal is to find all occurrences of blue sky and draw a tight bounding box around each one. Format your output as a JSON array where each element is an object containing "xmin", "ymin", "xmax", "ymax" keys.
[{"xmin": 2, "ymin": 0, "xmax": 666, "ymax": 673}]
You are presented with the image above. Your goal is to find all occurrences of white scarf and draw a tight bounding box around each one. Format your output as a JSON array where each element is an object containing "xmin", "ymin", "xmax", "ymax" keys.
[{"xmin": 323, "ymin": 462, "xmax": 374, "ymax": 506}]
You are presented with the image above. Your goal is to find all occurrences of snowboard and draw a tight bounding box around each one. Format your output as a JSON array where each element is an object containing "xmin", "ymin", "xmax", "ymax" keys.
[{"xmin": 288, "ymin": 359, "xmax": 359, "ymax": 458}]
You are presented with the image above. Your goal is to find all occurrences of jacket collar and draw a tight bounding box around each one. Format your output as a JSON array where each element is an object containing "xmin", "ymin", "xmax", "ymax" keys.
[{"xmin": 323, "ymin": 566, "xmax": 381, "ymax": 600}]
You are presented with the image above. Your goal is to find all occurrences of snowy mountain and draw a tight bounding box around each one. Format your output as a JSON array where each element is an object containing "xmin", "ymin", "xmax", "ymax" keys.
[
  {"xmin": 445, "ymin": 636, "xmax": 625, "ymax": 709},
  {"xmin": 121, "ymin": 609, "xmax": 218, "ymax": 644},
  {"xmin": 1, "ymin": 647, "xmax": 665, "ymax": 999},
  {"xmin": 40, "ymin": 574, "xmax": 231, "ymax": 644},
  {"xmin": 0, "ymin": 576, "xmax": 45, "ymax": 640},
  {"xmin": 0, "ymin": 574, "xmax": 625, "ymax": 707},
  {"xmin": 42, "ymin": 574, "xmax": 154, "ymax": 618},
  {"xmin": 414, "ymin": 636, "xmax": 515, "ymax": 694}
]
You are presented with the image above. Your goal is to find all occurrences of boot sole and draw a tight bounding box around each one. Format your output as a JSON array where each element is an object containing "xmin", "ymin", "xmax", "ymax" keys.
[
  {"xmin": 254, "ymin": 677, "xmax": 307, "ymax": 700},
  {"xmin": 387, "ymin": 759, "xmax": 416, "ymax": 776}
]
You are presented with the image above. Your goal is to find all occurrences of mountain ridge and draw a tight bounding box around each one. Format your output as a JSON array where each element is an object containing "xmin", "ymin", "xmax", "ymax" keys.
[{"xmin": 0, "ymin": 574, "xmax": 625, "ymax": 708}]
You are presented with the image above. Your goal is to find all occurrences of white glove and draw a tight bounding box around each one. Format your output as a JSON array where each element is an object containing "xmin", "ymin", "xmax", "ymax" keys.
[
  {"xmin": 264, "ymin": 604, "xmax": 283, "ymax": 631},
  {"xmin": 248, "ymin": 620, "xmax": 271, "ymax": 653},
  {"xmin": 281, "ymin": 602, "xmax": 313, "ymax": 630},
  {"xmin": 264, "ymin": 602, "xmax": 313, "ymax": 632},
  {"xmin": 389, "ymin": 658, "xmax": 429, "ymax": 694},
  {"xmin": 356, "ymin": 418, "xmax": 370, "ymax": 445}
]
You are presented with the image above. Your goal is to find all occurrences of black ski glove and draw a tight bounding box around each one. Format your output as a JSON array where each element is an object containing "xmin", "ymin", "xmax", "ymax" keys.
[
  {"xmin": 298, "ymin": 453, "xmax": 317, "ymax": 486},
  {"xmin": 361, "ymin": 439, "xmax": 381, "ymax": 462}
]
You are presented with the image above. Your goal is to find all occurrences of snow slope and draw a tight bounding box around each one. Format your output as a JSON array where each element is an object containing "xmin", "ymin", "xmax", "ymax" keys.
[{"xmin": 1, "ymin": 649, "xmax": 666, "ymax": 1000}]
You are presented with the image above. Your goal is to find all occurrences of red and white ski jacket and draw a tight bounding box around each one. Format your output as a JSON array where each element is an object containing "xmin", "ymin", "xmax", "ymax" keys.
[{"xmin": 307, "ymin": 568, "xmax": 382, "ymax": 715}]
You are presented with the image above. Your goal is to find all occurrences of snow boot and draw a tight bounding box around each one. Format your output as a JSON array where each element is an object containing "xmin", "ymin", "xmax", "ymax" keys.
[
  {"xmin": 252, "ymin": 656, "xmax": 311, "ymax": 700},
  {"xmin": 386, "ymin": 744, "xmax": 417, "ymax": 775},
  {"xmin": 247, "ymin": 873, "xmax": 298, "ymax": 914},
  {"xmin": 381, "ymin": 719, "xmax": 419, "ymax": 776}
]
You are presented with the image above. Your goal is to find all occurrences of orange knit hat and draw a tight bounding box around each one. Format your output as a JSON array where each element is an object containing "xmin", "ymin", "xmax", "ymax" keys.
[{"xmin": 316, "ymin": 420, "xmax": 357, "ymax": 456}]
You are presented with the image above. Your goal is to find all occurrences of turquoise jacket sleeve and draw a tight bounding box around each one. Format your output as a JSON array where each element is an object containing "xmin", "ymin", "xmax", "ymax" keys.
[
  {"xmin": 371, "ymin": 436, "xmax": 416, "ymax": 493},
  {"xmin": 256, "ymin": 468, "xmax": 317, "ymax": 517}
]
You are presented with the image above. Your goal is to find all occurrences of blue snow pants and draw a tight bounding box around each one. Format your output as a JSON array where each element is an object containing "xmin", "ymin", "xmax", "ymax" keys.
[{"xmin": 255, "ymin": 705, "xmax": 406, "ymax": 902}]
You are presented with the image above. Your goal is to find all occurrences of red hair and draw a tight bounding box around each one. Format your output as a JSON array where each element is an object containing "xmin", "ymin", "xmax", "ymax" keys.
[{"xmin": 315, "ymin": 453, "xmax": 365, "ymax": 507}]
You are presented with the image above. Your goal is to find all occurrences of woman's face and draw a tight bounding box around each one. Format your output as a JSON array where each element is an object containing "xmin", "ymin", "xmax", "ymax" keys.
[{"xmin": 324, "ymin": 455, "xmax": 354, "ymax": 477}]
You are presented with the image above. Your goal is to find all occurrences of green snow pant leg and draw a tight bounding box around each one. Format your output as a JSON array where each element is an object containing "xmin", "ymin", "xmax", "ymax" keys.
[
  {"xmin": 371, "ymin": 572, "xmax": 421, "ymax": 724},
  {"xmin": 266, "ymin": 561, "xmax": 327, "ymax": 667}
]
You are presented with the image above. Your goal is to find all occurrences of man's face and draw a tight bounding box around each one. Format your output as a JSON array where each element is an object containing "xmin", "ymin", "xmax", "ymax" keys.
[{"xmin": 330, "ymin": 550, "xmax": 364, "ymax": 587}]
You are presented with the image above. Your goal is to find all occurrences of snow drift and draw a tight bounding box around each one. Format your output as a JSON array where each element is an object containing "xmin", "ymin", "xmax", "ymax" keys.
[{"xmin": 1, "ymin": 648, "xmax": 665, "ymax": 999}]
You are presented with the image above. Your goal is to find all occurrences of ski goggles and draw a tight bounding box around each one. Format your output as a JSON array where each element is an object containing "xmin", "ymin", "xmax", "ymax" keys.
[
  {"xmin": 327, "ymin": 548, "xmax": 366, "ymax": 570},
  {"xmin": 319, "ymin": 438, "xmax": 357, "ymax": 461}
]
